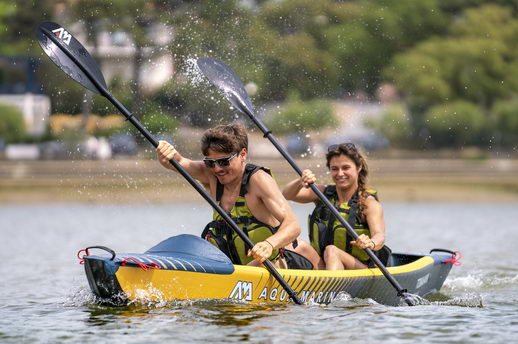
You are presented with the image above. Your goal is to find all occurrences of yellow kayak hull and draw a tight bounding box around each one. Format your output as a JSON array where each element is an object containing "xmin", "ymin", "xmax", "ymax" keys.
[{"xmin": 83, "ymin": 235, "xmax": 455, "ymax": 306}]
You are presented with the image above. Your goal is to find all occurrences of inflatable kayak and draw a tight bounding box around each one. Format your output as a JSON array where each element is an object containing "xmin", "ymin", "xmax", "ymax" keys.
[{"xmin": 81, "ymin": 234, "xmax": 459, "ymax": 306}]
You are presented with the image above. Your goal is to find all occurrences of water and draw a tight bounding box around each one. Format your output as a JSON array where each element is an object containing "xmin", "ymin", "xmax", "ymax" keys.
[{"xmin": 1, "ymin": 202, "xmax": 517, "ymax": 343}]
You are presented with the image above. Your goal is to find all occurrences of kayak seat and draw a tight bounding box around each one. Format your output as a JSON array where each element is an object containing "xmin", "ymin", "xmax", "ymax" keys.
[{"xmin": 115, "ymin": 234, "xmax": 235, "ymax": 274}]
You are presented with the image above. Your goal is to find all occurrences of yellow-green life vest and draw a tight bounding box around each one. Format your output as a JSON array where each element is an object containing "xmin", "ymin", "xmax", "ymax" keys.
[
  {"xmin": 201, "ymin": 164, "xmax": 279, "ymax": 265},
  {"xmin": 308, "ymin": 185, "xmax": 378, "ymax": 263}
]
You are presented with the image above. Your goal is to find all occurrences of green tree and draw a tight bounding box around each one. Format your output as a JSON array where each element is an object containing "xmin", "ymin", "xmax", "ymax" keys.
[
  {"xmin": 393, "ymin": 4, "xmax": 518, "ymax": 106},
  {"xmin": 265, "ymin": 93, "xmax": 336, "ymax": 135},
  {"xmin": 253, "ymin": 30, "xmax": 338, "ymax": 100},
  {"xmin": 386, "ymin": 4, "xmax": 518, "ymax": 148},
  {"xmin": 387, "ymin": 37, "xmax": 514, "ymax": 108},
  {"xmin": 424, "ymin": 100, "xmax": 486, "ymax": 147},
  {"xmin": 439, "ymin": 0, "xmax": 518, "ymax": 14},
  {"xmin": 0, "ymin": 103, "xmax": 26, "ymax": 143},
  {"xmin": 138, "ymin": 101, "xmax": 179, "ymax": 137},
  {"xmin": 154, "ymin": 77, "xmax": 243, "ymax": 127},
  {"xmin": 170, "ymin": 0, "xmax": 259, "ymax": 77},
  {"xmin": 491, "ymin": 99, "xmax": 518, "ymax": 146},
  {"xmin": 163, "ymin": 0, "xmax": 453, "ymax": 117},
  {"xmin": 0, "ymin": 0, "xmax": 52, "ymax": 55},
  {"xmin": 324, "ymin": 0, "xmax": 449, "ymax": 94},
  {"xmin": 38, "ymin": 63, "xmax": 133, "ymax": 116},
  {"xmin": 164, "ymin": 0, "xmax": 264, "ymax": 125},
  {"xmin": 253, "ymin": 0, "xmax": 340, "ymax": 99},
  {"xmin": 369, "ymin": 104, "xmax": 414, "ymax": 148}
]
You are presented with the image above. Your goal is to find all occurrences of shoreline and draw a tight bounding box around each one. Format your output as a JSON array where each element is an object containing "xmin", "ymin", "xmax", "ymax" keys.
[{"xmin": 1, "ymin": 158, "xmax": 518, "ymax": 204}]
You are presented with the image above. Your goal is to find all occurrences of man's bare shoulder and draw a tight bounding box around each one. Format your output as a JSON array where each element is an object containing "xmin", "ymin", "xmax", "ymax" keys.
[{"xmin": 248, "ymin": 168, "xmax": 278, "ymax": 194}]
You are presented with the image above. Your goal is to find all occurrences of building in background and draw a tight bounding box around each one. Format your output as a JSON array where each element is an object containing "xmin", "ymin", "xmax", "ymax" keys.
[{"xmin": 73, "ymin": 21, "xmax": 175, "ymax": 93}]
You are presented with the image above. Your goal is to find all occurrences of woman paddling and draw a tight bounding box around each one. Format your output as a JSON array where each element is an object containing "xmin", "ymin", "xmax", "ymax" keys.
[{"xmin": 282, "ymin": 142, "xmax": 389, "ymax": 270}]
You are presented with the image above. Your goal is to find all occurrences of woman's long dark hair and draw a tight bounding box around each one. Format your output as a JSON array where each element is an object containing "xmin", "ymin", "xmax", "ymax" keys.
[{"xmin": 326, "ymin": 143, "xmax": 370, "ymax": 218}]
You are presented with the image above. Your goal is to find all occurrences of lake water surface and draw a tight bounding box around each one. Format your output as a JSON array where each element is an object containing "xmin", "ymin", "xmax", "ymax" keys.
[{"xmin": 1, "ymin": 203, "xmax": 517, "ymax": 343}]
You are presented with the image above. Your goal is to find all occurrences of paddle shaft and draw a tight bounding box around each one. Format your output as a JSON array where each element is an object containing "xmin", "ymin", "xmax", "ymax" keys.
[
  {"xmin": 41, "ymin": 27, "xmax": 303, "ymax": 305},
  {"xmin": 244, "ymin": 109, "xmax": 411, "ymax": 301}
]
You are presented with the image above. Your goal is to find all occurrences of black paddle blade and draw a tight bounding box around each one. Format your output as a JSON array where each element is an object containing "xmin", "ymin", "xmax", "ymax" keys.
[
  {"xmin": 36, "ymin": 22, "xmax": 107, "ymax": 95},
  {"xmin": 196, "ymin": 57, "xmax": 254, "ymax": 116}
]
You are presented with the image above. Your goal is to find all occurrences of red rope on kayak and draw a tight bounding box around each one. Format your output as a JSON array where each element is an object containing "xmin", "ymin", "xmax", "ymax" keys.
[
  {"xmin": 121, "ymin": 257, "xmax": 161, "ymax": 271},
  {"xmin": 77, "ymin": 249, "xmax": 88, "ymax": 265},
  {"xmin": 443, "ymin": 251, "xmax": 462, "ymax": 266}
]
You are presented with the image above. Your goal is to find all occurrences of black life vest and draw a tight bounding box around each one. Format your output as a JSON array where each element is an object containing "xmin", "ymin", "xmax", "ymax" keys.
[
  {"xmin": 308, "ymin": 185, "xmax": 378, "ymax": 263},
  {"xmin": 201, "ymin": 163, "xmax": 280, "ymax": 265}
]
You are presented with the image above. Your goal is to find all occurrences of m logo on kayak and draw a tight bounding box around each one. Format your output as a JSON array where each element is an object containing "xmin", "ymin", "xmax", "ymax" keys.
[
  {"xmin": 229, "ymin": 281, "xmax": 253, "ymax": 301},
  {"xmin": 52, "ymin": 27, "xmax": 72, "ymax": 45}
]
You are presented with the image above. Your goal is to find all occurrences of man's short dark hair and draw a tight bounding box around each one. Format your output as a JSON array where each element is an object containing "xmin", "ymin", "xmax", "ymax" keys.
[{"xmin": 201, "ymin": 122, "xmax": 248, "ymax": 155}]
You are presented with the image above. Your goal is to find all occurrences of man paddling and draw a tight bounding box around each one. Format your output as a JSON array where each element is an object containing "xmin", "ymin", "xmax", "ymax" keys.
[{"xmin": 156, "ymin": 123, "xmax": 321, "ymax": 268}]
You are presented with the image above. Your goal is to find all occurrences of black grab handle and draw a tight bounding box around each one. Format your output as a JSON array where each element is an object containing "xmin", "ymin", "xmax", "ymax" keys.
[
  {"xmin": 430, "ymin": 248, "xmax": 456, "ymax": 256},
  {"xmin": 85, "ymin": 246, "xmax": 116, "ymax": 260}
]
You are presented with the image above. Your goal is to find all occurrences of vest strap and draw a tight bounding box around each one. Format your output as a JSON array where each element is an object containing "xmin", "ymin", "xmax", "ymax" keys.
[
  {"xmin": 309, "ymin": 185, "xmax": 374, "ymax": 256},
  {"xmin": 216, "ymin": 163, "xmax": 271, "ymax": 201},
  {"xmin": 208, "ymin": 164, "xmax": 277, "ymax": 265}
]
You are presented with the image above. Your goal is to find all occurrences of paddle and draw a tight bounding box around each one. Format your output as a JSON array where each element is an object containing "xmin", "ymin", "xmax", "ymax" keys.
[
  {"xmin": 36, "ymin": 22, "xmax": 303, "ymax": 305},
  {"xmin": 196, "ymin": 57, "xmax": 419, "ymax": 306}
]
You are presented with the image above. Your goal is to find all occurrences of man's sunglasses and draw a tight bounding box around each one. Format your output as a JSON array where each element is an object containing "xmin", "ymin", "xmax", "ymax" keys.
[
  {"xmin": 203, "ymin": 152, "xmax": 238, "ymax": 168},
  {"xmin": 327, "ymin": 142, "xmax": 356, "ymax": 152}
]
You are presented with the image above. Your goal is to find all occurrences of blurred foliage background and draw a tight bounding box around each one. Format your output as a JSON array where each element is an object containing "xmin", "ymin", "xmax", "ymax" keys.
[{"xmin": 1, "ymin": 0, "xmax": 517, "ymax": 151}]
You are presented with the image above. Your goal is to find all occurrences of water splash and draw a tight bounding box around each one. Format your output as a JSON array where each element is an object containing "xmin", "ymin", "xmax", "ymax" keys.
[
  {"xmin": 62, "ymin": 285, "xmax": 101, "ymax": 307},
  {"xmin": 326, "ymin": 292, "xmax": 379, "ymax": 308},
  {"xmin": 435, "ymin": 293, "xmax": 484, "ymax": 308},
  {"xmin": 129, "ymin": 286, "xmax": 169, "ymax": 308},
  {"xmin": 324, "ymin": 290, "xmax": 484, "ymax": 308},
  {"xmin": 183, "ymin": 58, "xmax": 207, "ymax": 87},
  {"xmin": 444, "ymin": 273, "xmax": 518, "ymax": 291}
]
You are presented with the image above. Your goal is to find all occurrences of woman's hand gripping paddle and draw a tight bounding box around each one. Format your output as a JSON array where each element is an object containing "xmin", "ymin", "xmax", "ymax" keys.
[
  {"xmin": 196, "ymin": 57, "xmax": 420, "ymax": 306},
  {"xmin": 36, "ymin": 22, "xmax": 303, "ymax": 305}
]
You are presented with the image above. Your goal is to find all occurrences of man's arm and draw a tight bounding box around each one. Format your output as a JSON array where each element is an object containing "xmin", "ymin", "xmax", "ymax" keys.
[
  {"xmin": 156, "ymin": 140, "xmax": 210, "ymax": 185},
  {"xmin": 247, "ymin": 171, "xmax": 301, "ymax": 263}
]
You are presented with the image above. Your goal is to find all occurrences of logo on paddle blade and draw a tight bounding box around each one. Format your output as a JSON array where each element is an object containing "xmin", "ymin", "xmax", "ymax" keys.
[
  {"xmin": 52, "ymin": 27, "xmax": 72, "ymax": 45},
  {"xmin": 229, "ymin": 281, "xmax": 253, "ymax": 301}
]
